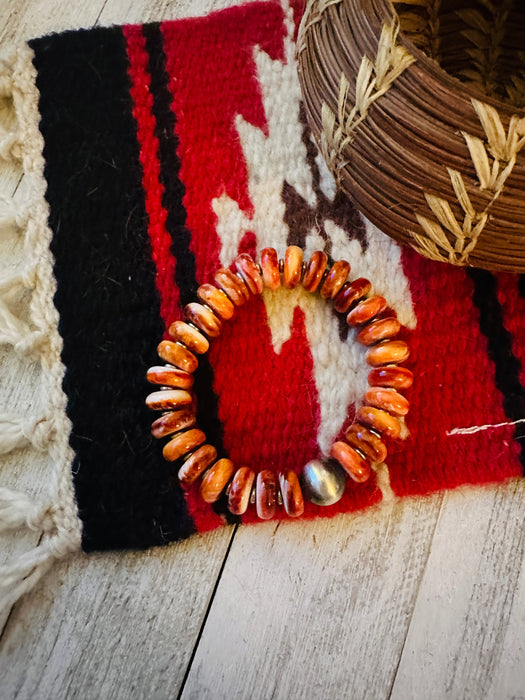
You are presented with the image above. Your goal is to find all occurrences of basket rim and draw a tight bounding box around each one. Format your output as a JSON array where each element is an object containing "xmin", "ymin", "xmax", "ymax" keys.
[{"xmin": 385, "ymin": 0, "xmax": 525, "ymax": 118}]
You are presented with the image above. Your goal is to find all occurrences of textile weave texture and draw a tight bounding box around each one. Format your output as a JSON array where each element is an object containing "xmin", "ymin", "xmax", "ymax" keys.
[{"xmin": 2, "ymin": 0, "xmax": 525, "ymax": 557}]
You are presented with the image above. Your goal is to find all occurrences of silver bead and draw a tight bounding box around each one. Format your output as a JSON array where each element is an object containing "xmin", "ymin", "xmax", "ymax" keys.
[{"xmin": 300, "ymin": 459, "xmax": 346, "ymax": 506}]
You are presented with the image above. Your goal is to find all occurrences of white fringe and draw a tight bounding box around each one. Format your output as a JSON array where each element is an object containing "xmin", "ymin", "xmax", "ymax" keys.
[
  {"xmin": 0, "ymin": 486, "xmax": 80, "ymax": 611},
  {"xmin": 0, "ymin": 45, "xmax": 82, "ymax": 615}
]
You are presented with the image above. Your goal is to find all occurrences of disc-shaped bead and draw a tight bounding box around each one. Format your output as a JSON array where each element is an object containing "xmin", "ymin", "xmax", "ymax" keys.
[
  {"xmin": 147, "ymin": 366, "xmax": 194, "ymax": 389},
  {"xmin": 214, "ymin": 268, "xmax": 250, "ymax": 306},
  {"xmin": 234, "ymin": 253, "xmax": 264, "ymax": 295},
  {"xmin": 301, "ymin": 458, "xmax": 346, "ymax": 506},
  {"xmin": 302, "ymin": 251, "xmax": 328, "ymax": 292},
  {"xmin": 356, "ymin": 406, "xmax": 401, "ymax": 439},
  {"xmin": 366, "ymin": 340, "xmax": 410, "ymax": 367},
  {"xmin": 145, "ymin": 389, "xmax": 193, "ymax": 411},
  {"xmin": 157, "ymin": 340, "xmax": 198, "ymax": 373},
  {"xmin": 334, "ymin": 277, "xmax": 371, "ymax": 313},
  {"xmin": 151, "ymin": 408, "xmax": 196, "ymax": 439},
  {"xmin": 368, "ymin": 365, "xmax": 414, "ymax": 389},
  {"xmin": 228, "ymin": 467, "xmax": 256, "ymax": 515},
  {"xmin": 163, "ymin": 428, "xmax": 206, "ymax": 462},
  {"xmin": 283, "ymin": 245, "xmax": 303, "ymax": 288},
  {"xmin": 185, "ymin": 302, "xmax": 222, "ymax": 338},
  {"xmin": 197, "ymin": 283, "xmax": 235, "ymax": 320},
  {"xmin": 344, "ymin": 423, "xmax": 388, "ymax": 463},
  {"xmin": 260, "ymin": 247, "xmax": 280, "ymax": 290},
  {"xmin": 330, "ymin": 441, "xmax": 371, "ymax": 483},
  {"xmin": 346, "ymin": 296, "xmax": 387, "ymax": 326},
  {"xmin": 279, "ymin": 470, "xmax": 304, "ymax": 517},
  {"xmin": 168, "ymin": 320, "xmax": 209, "ymax": 354},
  {"xmin": 320, "ymin": 259, "xmax": 350, "ymax": 299},
  {"xmin": 357, "ymin": 317, "xmax": 401, "ymax": 346},
  {"xmin": 364, "ymin": 387, "xmax": 410, "ymax": 416},
  {"xmin": 178, "ymin": 444, "xmax": 217, "ymax": 487},
  {"xmin": 256, "ymin": 470, "xmax": 278, "ymax": 520},
  {"xmin": 200, "ymin": 458, "xmax": 235, "ymax": 503}
]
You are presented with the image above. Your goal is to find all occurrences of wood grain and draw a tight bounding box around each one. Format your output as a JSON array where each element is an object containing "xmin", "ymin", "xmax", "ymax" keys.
[
  {"xmin": 391, "ymin": 480, "xmax": 525, "ymax": 700},
  {"xmin": 0, "ymin": 528, "xmax": 234, "ymax": 700},
  {"xmin": 181, "ymin": 496, "xmax": 444, "ymax": 700}
]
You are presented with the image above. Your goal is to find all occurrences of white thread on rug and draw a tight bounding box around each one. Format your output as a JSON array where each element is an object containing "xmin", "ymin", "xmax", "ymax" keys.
[
  {"xmin": 0, "ymin": 44, "xmax": 82, "ymax": 615},
  {"xmin": 447, "ymin": 418, "xmax": 525, "ymax": 436}
]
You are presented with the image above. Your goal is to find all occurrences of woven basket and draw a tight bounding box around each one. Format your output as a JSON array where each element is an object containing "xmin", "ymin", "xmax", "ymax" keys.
[{"xmin": 296, "ymin": 0, "xmax": 525, "ymax": 272}]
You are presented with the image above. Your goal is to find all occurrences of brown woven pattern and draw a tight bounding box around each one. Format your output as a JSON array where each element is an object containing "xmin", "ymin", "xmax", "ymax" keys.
[{"xmin": 297, "ymin": 0, "xmax": 525, "ymax": 271}]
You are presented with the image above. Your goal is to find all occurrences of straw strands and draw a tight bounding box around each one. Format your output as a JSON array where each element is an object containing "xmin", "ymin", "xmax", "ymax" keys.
[{"xmin": 297, "ymin": 0, "xmax": 525, "ymax": 271}]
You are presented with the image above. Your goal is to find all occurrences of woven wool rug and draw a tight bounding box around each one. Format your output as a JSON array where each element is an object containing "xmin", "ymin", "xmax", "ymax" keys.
[{"xmin": 1, "ymin": 0, "xmax": 524, "ymax": 610}]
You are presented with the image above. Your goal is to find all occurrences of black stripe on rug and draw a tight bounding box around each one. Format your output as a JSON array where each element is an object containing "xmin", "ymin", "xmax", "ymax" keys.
[
  {"xmin": 468, "ymin": 268, "xmax": 525, "ymax": 473},
  {"xmin": 30, "ymin": 27, "xmax": 197, "ymax": 550},
  {"xmin": 142, "ymin": 23, "xmax": 236, "ymax": 521}
]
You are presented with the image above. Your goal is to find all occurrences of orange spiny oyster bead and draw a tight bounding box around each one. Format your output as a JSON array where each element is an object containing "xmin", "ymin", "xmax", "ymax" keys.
[
  {"xmin": 200, "ymin": 458, "xmax": 235, "ymax": 503},
  {"xmin": 346, "ymin": 295, "xmax": 387, "ymax": 326},
  {"xmin": 214, "ymin": 268, "xmax": 250, "ymax": 306},
  {"xmin": 228, "ymin": 466, "xmax": 255, "ymax": 515},
  {"xmin": 256, "ymin": 469, "xmax": 278, "ymax": 520},
  {"xmin": 234, "ymin": 253, "xmax": 263, "ymax": 295},
  {"xmin": 185, "ymin": 302, "xmax": 222, "ymax": 338},
  {"xmin": 279, "ymin": 470, "xmax": 304, "ymax": 518},
  {"xmin": 197, "ymin": 283, "xmax": 235, "ymax": 320},
  {"xmin": 163, "ymin": 428, "xmax": 206, "ymax": 462},
  {"xmin": 356, "ymin": 406, "xmax": 401, "ymax": 439},
  {"xmin": 145, "ymin": 389, "xmax": 193, "ymax": 411},
  {"xmin": 344, "ymin": 423, "xmax": 388, "ymax": 463},
  {"xmin": 330, "ymin": 441, "xmax": 371, "ymax": 483},
  {"xmin": 364, "ymin": 387, "xmax": 410, "ymax": 416},
  {"xmin": 334, "ymin": 277, "xmax": 371, "ymax": 313},
  {"xmin": 157, "ymin": 340, "xmax": 198, "ymax": 373},
  {"xmin": 366, "ymin": 340, "xmax": 410, "ymax": 367},
  {"xmin": 260, "ymin": 247, "xmax": 280, "ymax": 290},
  {"xmin": 178, "ymin": 444, "xmax": 217, "ymax": 488},
  {"xmin": 168, "ymin": 320, "xmax": 209, "ymax": 354},
  {"xmin": 151, "ymin": 408, "xmax": 196, "ymax": 439},
  {"xmin": 147, "ymin": 366, "xmax": 194, "ymax": 390},
  {"xmin": 368, "ymin": 365, "xmax": 414, "ymax": 389},
  {"xmin": 283, "ymin": 245, "xmax": 304, "ymax": 288},
  {"xmin": 357, "ymin": 317, "xmax": 401, "ymax": 346},
  {"xmin": 302, "ymin": 250, "xmax": 328, "ymax": 292},
  {"xmin": 320, "ymin": 259, "xmax": 350, "ymax": 299}
]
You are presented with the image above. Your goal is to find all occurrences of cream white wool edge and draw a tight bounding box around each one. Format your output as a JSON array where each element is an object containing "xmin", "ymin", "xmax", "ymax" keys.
[{"xmin": 0, "ymin": 45, "xmax": 82, "ymax": 615}]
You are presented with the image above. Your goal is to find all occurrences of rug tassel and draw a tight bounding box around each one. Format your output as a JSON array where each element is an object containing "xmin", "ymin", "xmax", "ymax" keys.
[
  {"xmin": 0, "ymin": 487, "xmax": 79, "ymax": 612},
  {"xmin": 0, "ymin": 266, "xmax": 36, "ymax": 296},
  {"xmin": 0, "ymin": 54, "xmax": 14, "ymax": 99},
  {"xmin": 0, "ymin": 74, "xmax": 13, "ymax": 99},
  {"xmin": 0, "ymin": 299, "xmax": 45, "ymax": 357},
  {"xmin": 0, "ymin": 413, "xmax": 55, "ymax": 455},
  {"xmin": 0, "ymin": 58, "xmax": 22, "ymax": 162},
  {"xmin": 0, "ymin": 126, "xmax": 22, "ymax": 162},
  {"xmin": 0, "ymin": 198, "xmax": 29, "ymax": 235}
]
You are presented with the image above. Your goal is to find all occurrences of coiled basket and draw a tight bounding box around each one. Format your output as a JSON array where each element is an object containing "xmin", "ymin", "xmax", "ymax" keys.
[{"xmin": 296, "ymin": 0, "xmax": 525, "ymax": 271}]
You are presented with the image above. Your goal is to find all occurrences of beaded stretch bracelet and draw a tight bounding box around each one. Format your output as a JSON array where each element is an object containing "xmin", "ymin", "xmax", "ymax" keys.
[{"xmin": 145, "ymin": 246, "xmax": 412, "ymax": 519}]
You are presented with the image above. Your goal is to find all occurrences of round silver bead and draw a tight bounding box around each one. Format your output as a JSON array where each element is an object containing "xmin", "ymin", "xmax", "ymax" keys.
[{"xmin": 300, "ymin": 458, "xmax": 346, "ymax": 506}]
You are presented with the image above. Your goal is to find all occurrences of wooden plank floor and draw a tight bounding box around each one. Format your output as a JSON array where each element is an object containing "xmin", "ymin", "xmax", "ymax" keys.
[{"xmin": 0, "ymin": 1, "xmax": 524, "ymax": 698}]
